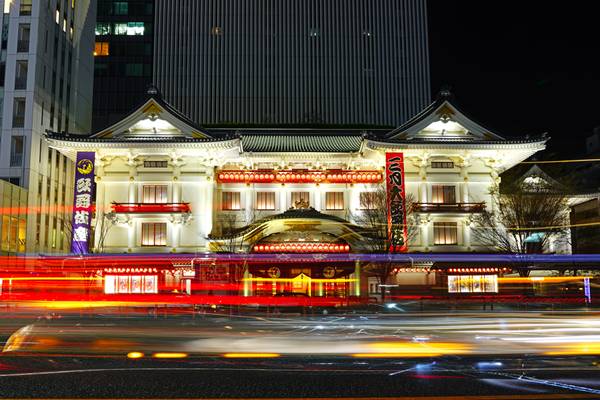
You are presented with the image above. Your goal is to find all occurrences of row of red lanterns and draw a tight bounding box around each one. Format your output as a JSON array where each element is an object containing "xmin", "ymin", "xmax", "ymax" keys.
[
  {"xmin": 217, "ymin": 170, "xmax": 383, "ymax": 184},
  {"xmin": 447, "ymin": 268, "xmax": 505, "ymax": 273},
  {"xmin": 104, "ymin": 268, "xmax": 159, "ymax": 273},
  {"xmin": 253, "ymin": 243, "xmax": 350, "ymax": 253}
]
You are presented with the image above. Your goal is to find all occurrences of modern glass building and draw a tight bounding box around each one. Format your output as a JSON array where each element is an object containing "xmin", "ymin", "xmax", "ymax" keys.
[
  {"xmin": 92, "ymin": 0, "xmax": 154, "ymax": 131},
  {"xmin": 93, "ymin": 0, "xmax": 431, "ymax": 130}
]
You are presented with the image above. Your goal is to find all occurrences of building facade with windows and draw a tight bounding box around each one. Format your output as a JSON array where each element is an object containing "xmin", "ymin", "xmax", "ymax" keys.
[
  {"xmin": 92, "ymin": 0, "xmax": 430, "ymax": 131},
  {"xmin": 92, "ymin": 0, "xmax": 153, "ymax": 131},
  {"xmin": 0, "ymin": 0, "xmax": 95, "ymax": 254},
  {"xmin": 45, "ymin": 90, "xmax": 548, "ymax": 298}
]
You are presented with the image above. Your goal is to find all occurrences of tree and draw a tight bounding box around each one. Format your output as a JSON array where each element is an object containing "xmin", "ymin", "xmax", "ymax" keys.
[
  {"xmin": 471, "ymin": 179, "xmax": 571, "ymax": 276},
  {"xmin": 350, "ymin": 184, "xmax": 417, "ymax": 301},
  {"xmin": 210, "ymin": 210, "xmax": 262, "ymax": 253}
]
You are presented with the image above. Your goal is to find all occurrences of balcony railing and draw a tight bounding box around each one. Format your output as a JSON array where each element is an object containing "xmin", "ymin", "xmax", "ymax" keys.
[
  {"xmin": 10, "ymin": 153, "xmax": 23, "ymax": 167},
  {"xmin": 412, "ymin": 202, "xmax": 486, "ymax": 213},
  {"xmin": 111, "ymin": 202, "xmax": 191, "ymax": 214}
]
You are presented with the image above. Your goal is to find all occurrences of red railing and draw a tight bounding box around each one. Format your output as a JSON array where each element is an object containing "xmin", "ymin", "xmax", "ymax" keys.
[
  {"xmin": 412, "ymin": 202, "xmax": 485, "ymax": 213},
  {"xmin": 111, "ymin": 202, "xmax": 191, "ymax": 214}
]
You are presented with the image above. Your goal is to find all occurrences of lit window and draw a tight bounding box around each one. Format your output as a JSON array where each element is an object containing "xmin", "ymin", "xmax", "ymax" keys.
[
  {"xmin": 63, "ymin": 18, "xmax": 66, "ymax": 32},
  {"xmin": 325, "ymin": 192, "xmax": 344, "ymax": 210},
  {"xmin": 114, "ymin": 22, "xmax": 144, "ymax": 35},
  {"xmin": 433, "ymin": 222, "xmax": 458, "ymax": 245},
  {"xmin": 95, "ymin": 22, "xmax": 110, "ymax": 35},
  {"xmin": 448, "ymin": 275, "xmax": 498, "ymax": 293},
  {"xmin": 211, "ymin": 26, "xmax": 223, "ymax": 35},
  {"xmin": 94, "ymin": 42, "xmax": 109, "ymax": 56},
  {"xmin": 141, "ymin": 223, "xmax": 167, "ymax": 246},
  {"xmin": 142, "ymin": 185, "xmax": 168, "ymax": 203},
  {"xmin": 431, "ymin": 185, "xmax": 456, "ymax": 204},
  {"xmin": 291, "ymin": 192, "xmax": 310, "ymax": 208},
  {"xmin": 256, "ymin": 192, "xmax": 275, "ymax": 210},
  {"xmin": 55, "ymin": 9, "xmax": 60, "ymax": 24},
  {"xmin": 431, "ymin": 161, "xmax": 454, "ymax": 169},
  {"xmin": 222, "ymin": 192, "xmax": 241, "ymax": 210}
]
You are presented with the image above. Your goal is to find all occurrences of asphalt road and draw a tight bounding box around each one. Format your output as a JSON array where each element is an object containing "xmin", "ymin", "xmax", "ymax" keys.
[
  {"xmin": 2, "ymin": 311, "xmax": 600, "ymax": 398},
  {"xmin": 2, "ymin": 356, "xmax": 600, "ymax": 398}
]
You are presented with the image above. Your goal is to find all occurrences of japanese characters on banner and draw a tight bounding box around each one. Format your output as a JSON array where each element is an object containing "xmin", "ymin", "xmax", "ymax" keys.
[
  {"xmin": 385, "ymin": 152, "xmax": 408, "ymax": 252},
  {"xmin": 71, "ymin": 152, "xmax": 95, "ymax": 254}
]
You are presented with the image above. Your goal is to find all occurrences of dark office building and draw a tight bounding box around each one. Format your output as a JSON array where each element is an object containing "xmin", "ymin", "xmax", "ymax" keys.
[
  {"xmin": 94, "ymin": 0, "xmax": 430, "ymax": 129},
  {"xmin": 93, "ymin": 0, "xmax": 154, "ymax": 131}
]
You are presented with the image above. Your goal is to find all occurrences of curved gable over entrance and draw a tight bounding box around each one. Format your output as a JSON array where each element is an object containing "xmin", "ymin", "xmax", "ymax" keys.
[{"xmin": 209, "ymin": 208, "xmax": 373, "ymax": 253}]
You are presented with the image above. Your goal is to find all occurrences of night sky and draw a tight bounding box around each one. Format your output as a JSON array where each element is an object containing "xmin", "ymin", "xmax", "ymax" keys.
[{"xmin": 427, "ymin": 2, "xmax": 600, "ymax": 156}]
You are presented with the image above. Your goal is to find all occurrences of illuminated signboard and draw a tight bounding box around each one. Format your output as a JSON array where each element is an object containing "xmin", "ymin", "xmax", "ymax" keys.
[
  {"xmin": 104, "ymin": 275, "xmax": 158, "ymax": 294},
  {"xmin": 385, "ymin": 153, "xmax": 407, "ymax": 252},
  {"xmin": 71, "ymin": 152, "xmax": 95, "ymax": 254},
  {"xmin": 448, "ymin": 275, "xmax": 498, "ymax": 293}
]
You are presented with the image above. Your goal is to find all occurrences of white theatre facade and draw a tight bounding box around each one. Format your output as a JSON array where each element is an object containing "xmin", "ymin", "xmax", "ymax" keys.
[{"xmin": 45, "ymin": 90, "xmax": 547, "ymax": 298}]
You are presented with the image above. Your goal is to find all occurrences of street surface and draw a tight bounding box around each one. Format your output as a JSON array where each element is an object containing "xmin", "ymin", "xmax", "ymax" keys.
[{"xmin": 1, "ymin": 310, "xmax": 600, "ymax": 398}]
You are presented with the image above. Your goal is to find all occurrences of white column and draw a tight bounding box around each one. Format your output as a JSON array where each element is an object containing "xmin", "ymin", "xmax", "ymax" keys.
[
  {"xmin": 463, "ymin": 220, "xmax": 471, "ymax": 250},
  {"xmin": 459, "ymin": 158, "xmax": 470, "ymax": 203},
  {"xmin": 93, "ymin": 178, "xmax": 105, "ymax": 251},
  {"xmin": 128, "ymin": 220, "xmax": 135, "ymax": 250},
  {"xmin": 128, "ymin": 178, "xmax": 136, "ymax": 203},
  {"xmin": 245, "ymin": 186, "xmax": 253, "ymax": 223},
  {"xmin": 280, "ymin": 185, "xmax": 287, "ymax": 210},
  {"xmin": 420, "ymin": 216, "xmax": 430, "ymax": 250},
  {"xmin": 418, "ymin": 162, "xmax": 428, "ymax": 203},
  {"xmin": 171, "ymin": 221, "xmax": 179, "ymax": 250},
  {"xmin": 314, "ymin": 185, "xmax": 322, "ymax": 211}
]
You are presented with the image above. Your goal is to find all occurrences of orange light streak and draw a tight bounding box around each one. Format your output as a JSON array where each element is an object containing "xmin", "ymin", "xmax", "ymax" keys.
[{"xmin": 152, "ymin": 352, "xmax": 188, "ymax": 359}]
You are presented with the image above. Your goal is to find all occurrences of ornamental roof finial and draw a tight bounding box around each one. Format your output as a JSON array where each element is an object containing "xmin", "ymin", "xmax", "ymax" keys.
[{"xmin": 438, "ymin": 84, "xmax": 453, "ymax": 99}]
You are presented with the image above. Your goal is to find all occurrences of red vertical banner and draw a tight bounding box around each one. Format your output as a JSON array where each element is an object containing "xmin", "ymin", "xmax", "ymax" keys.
[{"xmin": 386, "ymin": 153, "xmax": 408, "ymax": 252}]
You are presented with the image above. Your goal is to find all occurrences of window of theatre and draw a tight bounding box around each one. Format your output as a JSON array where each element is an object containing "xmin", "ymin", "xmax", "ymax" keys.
[
  {"xmin": 325, "ymin": 192, "xmax": 344, "ymax": 210},
  {"xmin": 142, "ymin": 185, "xmax": 168, "ymax": 203},
  {"xmin": 222, "ymin": 192, "xmax": 241, "ymax": 211},
  {"xmin": 433, "ymin": 222, "xmax": 458, "ymax": 245},
  {"xmin": 431, "ymin": 160, "xmax": 454, "ymax": 169},
  {"xmin": 141, "ymin": 223, "xmax": 167, "ymax": 246},
  {"xmin": 256, "ymin": 192, "xmax": 275, "ymax": 211},
  {"xmin": 431, "ymin": 185, "xmax": 456, "ymax": 204},
  {"xmin": 291, "ymin": 192, "xmax": 310, "ymax": 208}
]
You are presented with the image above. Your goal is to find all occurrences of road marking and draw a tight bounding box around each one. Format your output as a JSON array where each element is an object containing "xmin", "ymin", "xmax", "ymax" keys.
[{"xmin": 492, "ymin": 372, "xmax": 600, "ymax": 396}]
